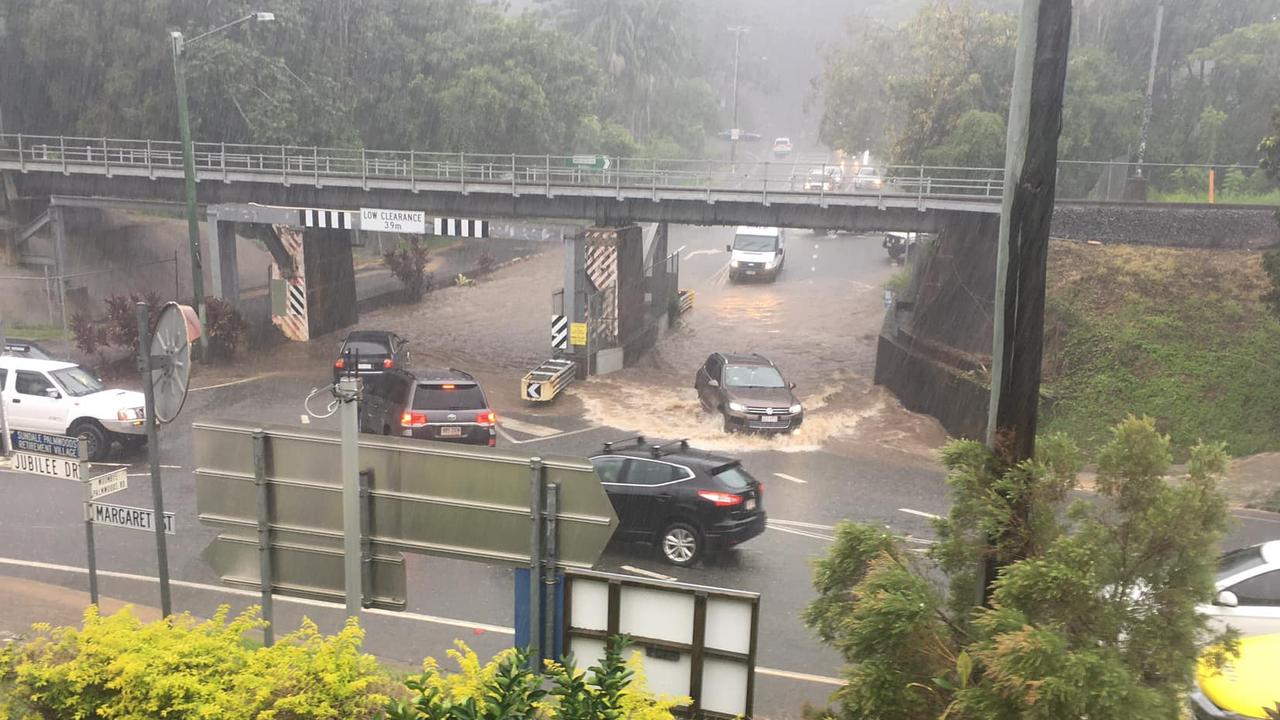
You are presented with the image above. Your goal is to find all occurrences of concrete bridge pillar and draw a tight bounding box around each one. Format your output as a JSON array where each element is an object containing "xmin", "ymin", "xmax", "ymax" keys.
[{"xmin": 560, "ymin": 224, "xmax": 649, "ymax": 375}]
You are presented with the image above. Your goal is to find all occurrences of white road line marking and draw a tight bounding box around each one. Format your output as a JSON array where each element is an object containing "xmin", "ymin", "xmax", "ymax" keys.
[
  {"xmin": 812, "ymin": 254, "xmax": 818, "ymax": 259},
  {"xmin": 899, "ymin": 536, "xmax": 938, "ymax": 545},
  {"xmin": 770, "ymin": 518, "xmax": 834, "ymax": 530},
  {"xmin": 127, "ymin": 473, "xmax": 150, "ymax": 477},
  {"xmin": 767, "ymin": 523, "xmax": 834, "ymax": 542},
  {"xmin": 810, "ymin": 266, "xmax": 816, "ymax": 272},
  {"xmin": 189, "ymin": 372, "xmax": 284, "ymax": 393},
  {"xmin": 621, "ymin": 565, "xmax": 677, "ymax": 581},
  {"xmin": 0, "ymin": 556, "xmax": 842, "ymax": 687},
  {"xmin": 756, "ymin": 666, "xmax": 846, "ymax": 686},
  {"xmin": 773, "ymin": 472, "xmax": 808, "ymax": 484},
  {"xmin": 683, "ymin": 249, "xmax": 721, "ymax": 261},
  {"xmin": 300, "ymin": 415, "xmax": 311, "ymax": 424},
  {"xmin": 500, "ymin": 425, "xmax": 607, "ymax": 445},
  {"xmin": 898, "ymin": 508, "xmax": 941, "ymax": 520},
  {"xmin": 0, "ymin": 556, "xmax": 513, "ymax": 634},
  {"xmin": 500, "ymin": 417, "xmax": 561, "ymax": 438},
  {"xmin": 1233, "ymin": 511, "xmax": 1280, "ymax": 525}
]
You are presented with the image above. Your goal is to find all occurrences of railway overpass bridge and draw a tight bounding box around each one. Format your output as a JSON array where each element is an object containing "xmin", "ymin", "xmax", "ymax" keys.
[{"xmin": 3, "ymin": 134, "xmax": 1273, "ymax": 439}]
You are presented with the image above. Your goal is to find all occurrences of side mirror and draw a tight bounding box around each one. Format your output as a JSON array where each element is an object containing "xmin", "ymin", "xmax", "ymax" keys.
[
  {"xmin": 708, "ymin": 379, "xmax": 719, "ymax": 388},
  {"xmin": 44, "ymin": 387, "xmax": 61, "ymax": 399},
  {"xmin": 789, "ymin": 382, "xmax": 797, "ymax": 390},
  {"xmin": 1215, "ymin": 590, "xmax": 1239, "ymax": 608},
  {"xmin": 725, "ymin": 244, "xmax": 732, "ymax": 252}
]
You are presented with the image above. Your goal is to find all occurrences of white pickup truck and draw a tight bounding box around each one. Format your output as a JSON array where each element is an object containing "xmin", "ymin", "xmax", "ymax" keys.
[{"xmin": 0, "ymin": 356, "xmax": 146, "ymax": 461}]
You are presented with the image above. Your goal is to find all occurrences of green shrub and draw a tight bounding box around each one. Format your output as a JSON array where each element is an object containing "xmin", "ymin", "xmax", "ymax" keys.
[
  {"xmin": 385, "ymin": 637, "xmax": 687, "ymax": 720},
  {"xmin": 2, "ymin": 606, "xmax": 392, "ymax": 720}
]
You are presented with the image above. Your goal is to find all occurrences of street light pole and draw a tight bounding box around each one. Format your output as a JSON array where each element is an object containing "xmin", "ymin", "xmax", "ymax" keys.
[
  {"xmin": 728, "ymin": 26, "xmax": 749, "ymax": 163},
  {"xmin": 170, "ymin": 31, "xmax": 206, "ymax": 358},
  {"xmin": 168, "ymin": 13, "xmax": 274, "ymax": 358}
]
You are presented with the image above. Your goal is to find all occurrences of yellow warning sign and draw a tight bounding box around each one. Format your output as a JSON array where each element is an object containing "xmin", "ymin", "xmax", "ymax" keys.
[{"xmin": 570, "ymin": 322, "xmax": 588, "ymax": 346}]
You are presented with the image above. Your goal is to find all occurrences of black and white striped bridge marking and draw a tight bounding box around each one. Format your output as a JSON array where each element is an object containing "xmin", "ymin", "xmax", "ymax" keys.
[
  {"xmin": 298, "ymin": 208, "xmax": 356, "ymax": 229},
  {"xmin": 433, "ymin": 217, "xmax": 489, "ymax": 238},
  {"xmin": 551, "ymin": 315, "xmax": 569, "ymax": 351}
]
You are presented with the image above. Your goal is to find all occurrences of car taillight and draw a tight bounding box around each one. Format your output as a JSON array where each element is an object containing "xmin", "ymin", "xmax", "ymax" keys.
[
  {"xmin": 697, "ymin": 490, "xmax": 743, "ymax": 507},
  {"xmin": 383, "ymin": 358, "xmax": 394, "ymax": 369},
  {"xmin": 477, "ymin": 410, "xmax": 497, "ymax": 425},
  {"xmin": 334, "ymin": 358, "xmax": 345, "ymax": 369},
  {"xmin": 401, "ymin": 411, "xmax": 428, "ymax": 428}
]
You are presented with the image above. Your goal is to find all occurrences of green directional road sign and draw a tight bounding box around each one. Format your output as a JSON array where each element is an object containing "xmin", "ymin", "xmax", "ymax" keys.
[
  {"xmin": 193, "ymin": 420, "xmax": 618, "ymax": 608},
  {"xmin": 566, "ymin": 154, "xmax": 610, "ymax": 170}
]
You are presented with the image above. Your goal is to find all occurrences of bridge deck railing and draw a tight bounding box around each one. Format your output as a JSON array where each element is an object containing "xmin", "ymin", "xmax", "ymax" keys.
[{"xmin": 0, "ymin": 133, "xmax": 1262, "ymax": 204}]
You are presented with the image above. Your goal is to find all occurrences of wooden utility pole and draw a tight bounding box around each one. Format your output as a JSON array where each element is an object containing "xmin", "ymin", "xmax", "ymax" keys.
[{"xmin": 981, "ymin": 0, "xmax": 1073, "ymax": 604}]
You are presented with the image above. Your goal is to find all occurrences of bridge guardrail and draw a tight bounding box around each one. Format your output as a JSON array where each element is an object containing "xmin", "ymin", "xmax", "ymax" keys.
[{"xmin": 0, "ymin": 133, "xmax": 1262, "ymax": 205}]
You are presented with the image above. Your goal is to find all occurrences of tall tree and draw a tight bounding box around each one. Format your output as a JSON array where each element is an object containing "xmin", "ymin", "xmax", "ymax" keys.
[{"xmin": 805, "ymin": 418, "xmax": 1233, "ymax": 720}]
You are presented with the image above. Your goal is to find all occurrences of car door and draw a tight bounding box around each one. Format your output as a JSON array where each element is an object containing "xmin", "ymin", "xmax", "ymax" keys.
[
  {"xmin": 1220, "ymin": 569, "xmax": 1280, "ymax": 636},
  {"xmin": 590, "ymin": 456, "xmax": 643, "ymax": 539},
  {"xmin": 10, "ymin": 369, "xmax": 65, "ymax": 433},
  {"xmin": 695, "ymin": 354, "xmax": 722, "ymax": 409},
  {"xmin": 619, "ymin": 459, "xmax": 684, "ymax": 537}
]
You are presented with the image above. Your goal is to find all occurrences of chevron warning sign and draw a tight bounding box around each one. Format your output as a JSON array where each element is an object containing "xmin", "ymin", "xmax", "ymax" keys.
[{"xmin": 551, "ymin": 315, "xmax": 569, "ymax": 351}]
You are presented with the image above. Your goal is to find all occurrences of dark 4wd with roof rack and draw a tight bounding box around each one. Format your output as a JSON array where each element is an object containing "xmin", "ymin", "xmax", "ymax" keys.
[
  {"xmin": 333, "ymin": 330, "xmax": 410, "ymax": 383},
  {"xmin": 359, "ymin": 368, "xmax": 497, "ymax": 447},
  {"xmin": 589, "ymin": 437, "xmax": 766, "ymax": 567}
]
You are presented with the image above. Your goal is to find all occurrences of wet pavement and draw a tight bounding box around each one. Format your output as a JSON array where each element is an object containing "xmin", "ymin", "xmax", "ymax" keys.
[{"xmin": 2, "ymin": 223, "xmax": 1277, "ymax": 718}]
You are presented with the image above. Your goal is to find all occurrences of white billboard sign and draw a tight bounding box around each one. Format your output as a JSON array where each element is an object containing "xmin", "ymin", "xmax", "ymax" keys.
[{"xmin": 360, "ymin": 208, "xmax": 426, "ymax": 234}]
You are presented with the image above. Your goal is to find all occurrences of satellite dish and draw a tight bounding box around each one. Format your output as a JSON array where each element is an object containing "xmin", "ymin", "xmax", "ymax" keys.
[{"xmin": 150, "ymin": 302, "xmax": 193, "ymax": 424}]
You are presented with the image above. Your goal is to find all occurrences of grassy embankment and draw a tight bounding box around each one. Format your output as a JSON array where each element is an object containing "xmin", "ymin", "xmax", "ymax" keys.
[{"xmin": 1041, "ymin": 241, "xmax": 1280, "ymax": 461}]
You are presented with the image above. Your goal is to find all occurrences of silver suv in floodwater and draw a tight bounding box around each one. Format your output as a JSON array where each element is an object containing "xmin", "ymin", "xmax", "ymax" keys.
[{"xmin": 694, "ymin": 352, "xmax": 804, "ymax": 433}]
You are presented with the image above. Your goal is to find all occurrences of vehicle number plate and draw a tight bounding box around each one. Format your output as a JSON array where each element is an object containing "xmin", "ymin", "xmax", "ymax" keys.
[
  {"xmin": 761, "ymin": 415, "xmax": 778, "ymax": 423},
  {"xmin": 745, "ymin": 498, "xmax": 757, "ymax": 510},
  {"xmin": 358, "ymin": 363, "xmax": 372, "ymax": 370},
  {"xmin": 745, "ymin": 270, "xmax": 757, "ymax": 275},
  {"xmin": 440, "ymin": 426, "xmax": 463, "ymax": 438}
]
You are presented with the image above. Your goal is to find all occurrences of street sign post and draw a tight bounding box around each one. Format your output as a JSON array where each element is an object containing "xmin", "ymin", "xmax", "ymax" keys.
[
  {"xmin": 11, "ymin": 450, "xmax": 84, "ymax": 480},
  {"xmin": 194, "ymin": 420, "xmax": 617, "ymax": 668},
  {"xmin": 90, "ymin": 501, "xmax": 175, "ymax": 534},
  {"xmin": 88, "ymin": 468, "xmax": 128, "ymax": 499},
  {"xmin": 7, "ymin": 431, "xmax": 99, "ymax": 604}
]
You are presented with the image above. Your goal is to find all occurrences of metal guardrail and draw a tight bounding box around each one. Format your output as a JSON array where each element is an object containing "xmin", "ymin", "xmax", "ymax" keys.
[
  {"xmin": 0, "ymin": 133, "xmax": 1262, "ymax": 205},
  {"xmin": 521, "ymin": 358, "xmax": 577, "ymax": 402}
]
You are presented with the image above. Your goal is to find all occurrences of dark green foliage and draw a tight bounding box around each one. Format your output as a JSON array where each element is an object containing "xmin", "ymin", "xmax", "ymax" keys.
[
  {"xmin": 814, "ymin": 0, "xmax": 1280, "ymax": 171},
  {"xmin": 806, "ymin": 417, "xmax": 1233, "ymax": 720},
  {"xmin": 202, "ymin": 296, "xmax": 246, "ymax": 360},
  {"xmin": 383, "ymin": 238, "xmax": 431, "ymax": 302}
]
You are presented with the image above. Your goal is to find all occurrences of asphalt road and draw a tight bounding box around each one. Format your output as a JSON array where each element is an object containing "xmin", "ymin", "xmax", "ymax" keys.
[{"xmin": 2, "ymin": 223, "xmax": 1277, "ymax": 718}]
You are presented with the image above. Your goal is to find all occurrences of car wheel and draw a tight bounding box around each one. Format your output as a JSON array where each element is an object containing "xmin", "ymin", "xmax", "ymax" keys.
[
  {"xmin": 721, "ymin": 411, "xmax": 735, "ymax": 434},
  {"xmin": 659, "ymin": 522, "xmax": 702, "ymax": 567},
  {"xmin": 71, "ymin": 421, "xmax": 108, "ymax": 462}
]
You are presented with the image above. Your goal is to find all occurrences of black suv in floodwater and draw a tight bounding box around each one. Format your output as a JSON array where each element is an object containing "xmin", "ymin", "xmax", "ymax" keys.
[
  {"xmin": 359, "ymin": 368, "xmax": 497, "ymax": 447},
  {"xmin": 589, "ymin": 437, "xmax": 767, "ymax": 567},
  {"xmin": 695, "ymin": 352, "xmax": 804, "ymax": 433},
  {"xmin": 333, "ymin": 330, "xmax": 411, "ymax": 383}
]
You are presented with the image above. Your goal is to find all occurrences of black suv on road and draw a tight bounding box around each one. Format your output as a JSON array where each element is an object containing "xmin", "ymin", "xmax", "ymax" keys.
[
  {"xmin": 359, "ymin": 368, "xmax": 497, "ymax": 447},
  {"xmin": 589, "ymin": 437, "xmax": 766, "ymax": 567},
  {"xmin": 333, "ymin": 330, "xmax": 411, "ymax": 383},
  {"xmin": 695, "ymin": 352, "xmax": 803, "ymax": 433}
]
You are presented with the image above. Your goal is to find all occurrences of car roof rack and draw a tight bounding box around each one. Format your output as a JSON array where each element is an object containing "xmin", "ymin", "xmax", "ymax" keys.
[
  {"xmin": 602, "ymin": 436, "xmax": 646, "ymax": 454},
  {"xmin": 648, "ymin": 439, "xmax": 691, "ymax": 458}
]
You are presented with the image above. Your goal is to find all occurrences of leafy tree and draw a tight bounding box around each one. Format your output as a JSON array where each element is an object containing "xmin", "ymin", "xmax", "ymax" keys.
[
  {"xmin": 921, "ymin": 111, "xmax": 1007, "ymax": 168},
  {"xmin": 805, "ymin": 416, "xmax": 1233, "ymax": 720}
]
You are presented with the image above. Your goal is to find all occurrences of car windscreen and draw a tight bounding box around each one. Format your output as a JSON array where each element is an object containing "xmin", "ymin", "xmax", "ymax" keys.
[
  {"xmin": 733, "ymin": 234, "xmax": 778, "ymax": 252},
  {"xmin": 341, "ymin": 339, "xmax": 391, "ymax": 357},
  {"xmin": 724, "ymin": 365, "xmax": 786, "ymax": 388},
  {"xmin": 50, "ymin": 367, "xmax": 106, "ymax": 397},
  {"xmin": 413, "ymin": 384, "xmax": 486, "ymax": 410},
  {"xmin": 713, "ymin": 464, "xmax": 755, "ymax": 490},
  {"xmin": 1217, "ymin": 546, "xmax": 1268, "ymax": 581}
]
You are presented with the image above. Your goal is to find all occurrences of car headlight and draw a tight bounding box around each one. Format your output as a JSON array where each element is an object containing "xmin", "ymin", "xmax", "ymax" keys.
[
  {"xmin": 117, "ymin": 408, "xmax": 144, "ymax": 421},
  {"xmin": 730, "ymin": 260, "xmax": 740, "ymax": 268},
  {"xmin": 728, "ymin": 402, "xmax": 746, "ymax": 412},
  {"xmin": 789, "ymin": 403, "xmax": 803, "ymax": 414}
]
